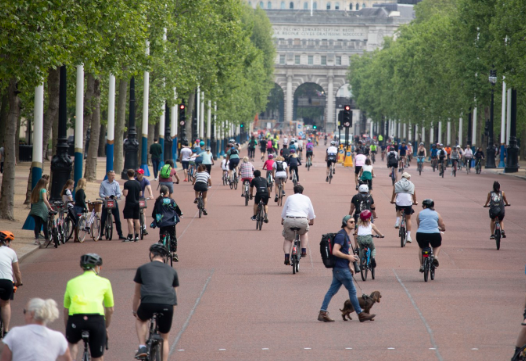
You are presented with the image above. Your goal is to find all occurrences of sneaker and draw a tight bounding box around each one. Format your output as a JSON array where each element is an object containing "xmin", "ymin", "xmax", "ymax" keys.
[
  {"xmin": 432, "ymin": 258, "xmax": 439, "ymax": 267},
  {"xmin": 284, "ymin": 259, "xmax": 290, "ymax": 265},
  {"xmin": 143, "ymin": 229, "xmax": 148, "ymax": 236},
  {"xmin": 135, "ymin": 346, "xmax": 148, "ymax": 359},
  {"xmin": 318, "ymin": 311, "xmax": 335, "ymax": 322},
  {"xmin": 241, "ymin": 193, "xmax": 245, "ymax": 197},
  {"xmin": 490, "ymin": 234, "xmax": 495, "ymax": 239},
  {"xmin": 274, "ymin": 196, "xmax": 278, "ymax": 202},
  {"xmin": 326, "ymin": 176, "xmax": 329, "ymax": 182},
  {"xmin": 154, "ymin": 178, "xmax": 158, "ymax": 181},
  {"xmin": 203, "ymin": 209, "xmax": 208, "ymax": 216},
  {"xmin": 194, "ymin": 198, "xmax": 198, "ymax": 204},
  {"xmin": 282, "ymin": 190, "xmax": 285, "ymax": 196},
  {"xmin": 502, "ymin": 230, "xmax": 506, "ymax": 238},
  {"xmin": 394, "ymin": 220, "xmax": 400, "ymax": 229},
  {"xmin": 119, "ymin": 235, "xmax": 127, "ymax": 240},
  {"xmin": 184, "ymin": 178, "xmax": 188, "ymax": 182},
  {"xmin": 33, "ymin": 239, "xmax": 40, "ymax": 245},
  {"xmin": 264, "ymin": 214, "xmax": 268, "ymax": 223},
  {"xmin": 371, "ymin": 258, "xmax": 377, "ymax": 268},
  {"xmin": 251, "ymin": 215, "xmax": 257, "ymax": 221},
  {"xmin": 123, "ymin": 235, "xmax": 133, "ymax": 242},
  {"xmin": 173, "ymin": 253, "xmax": 179, "ymax": 262},
  {"xmin": 406, "ymin": 234, "xmax": 412, "ymax": 243},
  {"xmin": 419, "ymin": 265, "xmax": 424, "ymax": 273},
  {"xmin": 134, "ymin": 234, "xmax": 139, "ymax": 242},
  {"xmin": 301, "ymin": 251, "xmax": 307, "ymax": 257}
]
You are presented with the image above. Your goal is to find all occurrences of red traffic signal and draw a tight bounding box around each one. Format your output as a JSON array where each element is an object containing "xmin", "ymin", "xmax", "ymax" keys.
[
  {"xmin": 344, "ymin": 105, "xmax": 350, "ymax": 111},
  {"xmin": 179, "ymin": 104, "xmax": 185, "ymax": 110}
]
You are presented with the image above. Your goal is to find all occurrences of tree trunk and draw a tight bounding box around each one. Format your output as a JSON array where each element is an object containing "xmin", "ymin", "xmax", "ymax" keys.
[
  {"xmin": 43, "ymin": 68, "xmax": 60, "ymax": 161},
  {"xmin": 84, "ymin": 74, "xmax": 101, "ymax": 181},
  {"xmin": 0, "ymin": 79, "xmax": 20, "ymax": 220},
  {"xmin": 98, "ymin": 123, "xmax": 106, "ymax": 157},
  {"xmin": 147, "ymin": 122, "xmax": 155, "ymax": 164},
  {"xmin": 0, "ymin": 86, "xmax": 8, "ymax": 147},
  {"xmin": 15, "ymin": 114, "xmax": 20, "ymax": 162},
  {"xmin": 114, "ymin": 78, "xmax": 127, "ymax": 174}
]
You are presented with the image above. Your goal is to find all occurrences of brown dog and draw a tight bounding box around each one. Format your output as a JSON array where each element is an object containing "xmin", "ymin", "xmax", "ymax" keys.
[{"xmin": 340, "ymin": 291, "xmax": 382, "ymax": 321}]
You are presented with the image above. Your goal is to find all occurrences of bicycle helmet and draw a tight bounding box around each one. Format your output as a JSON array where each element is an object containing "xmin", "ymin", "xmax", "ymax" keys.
[
  {"xmin": 422, "ymin": 199, "xmax": 434, "ymax": 209},
  {"xmin": 0, "ymin": 231, "xmax": 14, "ymax": 243},
  {"xmin": 358, "ymin": 184, "xmax": 369, "ymax": 193},
  {"xmin": 268, "ymin": 154, "xmax": 273, "ymax": 159},
  {"xmin": 80, "ymin": 253, "xmax": 103, "ymax": 270},
  {"xmin": 419, "ymin": 142, "xmax": 424, "ymax": 146},
  {"xmin": 150, "ymin": 243, "xmax": 168, "ymax": 257},
  {"xmin": 330, "ymin": 141, "xmax": 336, "ymax": 145},
  {"xmin": 360, "ymin": 210, "xmax": 372, "ymax": 221},
  {"xmin": 200, "ymin": 141, "xmax": 205, "ymax": 146}
]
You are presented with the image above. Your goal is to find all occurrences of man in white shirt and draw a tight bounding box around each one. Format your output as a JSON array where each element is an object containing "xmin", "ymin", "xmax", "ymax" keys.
[
  {"xmin": 390, "ymin": 172, "xmax": 418, "ymax": 242},
  {"xmin": 179, "ymin": 143, "xmax": 193, "ymax": 182},
  {"xmin": 325, "ymin": 141, "xmax": 339, "ymax": 182},
  {"xmin": 354, "ymin": 151, "xmax": 367, "ymax": 190},
  {"xmin": 0, "ymin": 231, "xmax": 22, "ymax": 335},
  {"xmin": 282, "ymin": 136, "xmax": 289, "ymax": 146},
  {"xmin": 281, "ymin": 185, "xmax": 316, "ymax": 265}
]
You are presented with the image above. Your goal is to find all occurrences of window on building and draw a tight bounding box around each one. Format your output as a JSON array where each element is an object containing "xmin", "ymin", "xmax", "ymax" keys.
[
  {"xmin": 280, "ymin": 55, "xmax": 285, "ymax": 64},
  {"xmin": 362, "ymin": 3, "xmax": 366, "ymax": 8},
  {"xmin": 335, "ymin": 2, "xmax": 340, "ymax": 9},
  {"xmin": 304, "ymin": 2, "xmax": 308, "ymax": 9},
  {"xmin": 349, "ymin": 3, "xmax": 353, "ymax": 10},
  {"xmin": 295, "ymin": 55, "xmax": 300, "ymax": 64},
  {"xmin": 326, "ymin": 2, "xmax": 331, "ymax": 9},
  {"xmin": 336, "ymin": 56, "xmax": 341, "ymax": 65},
  {"xmin": 268, "ymin": 1, "xmax": 272, "ymax": 8},
  {"xmin": 259, "ymin": 1, "xmax": 264, "ymax": 8},
  {"xmin": 313, "ymin": 2, "xmax": 317, "ymax": 9},
  {"xmin": 281, "ymin": 1, "xmax": 285, "ymax": 9},
  {"xmin": 308, "ymin": 55, "xmax": 313, "ymax": 64},
  {"xmin": 290, "ymin": 1, "xmax": 294, "ymax": 9},
  {"xmin": 321, "ymin": 56, "xmax": 327, "ymax": 65}
]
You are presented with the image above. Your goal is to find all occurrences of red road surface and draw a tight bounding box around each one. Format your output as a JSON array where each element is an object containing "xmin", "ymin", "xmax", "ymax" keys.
[{"xmin": 6, "ymin": 144, "xmax": 526, "ymax": 360}]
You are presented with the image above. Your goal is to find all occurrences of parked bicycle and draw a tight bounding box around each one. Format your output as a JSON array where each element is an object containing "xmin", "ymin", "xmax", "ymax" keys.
[
  {"xmin": 102, "ymin": 197, "xmax": 117, "ymax": 240},
  {"xmin": 484, "ymin": 204, "xmax": 510, "ymax": 250},
  {"xmin": 77, "ymin": 200, "xmax": 102, "ymax": 243},
  {"xmin": 358, "ymin": 235, "xmax": 384, "ymax": 281},
  {"xmin": 45, "ymin": 208, "xmax": 61, "ymax": 249},
  {"xmin": 139, "ymin": 197, "xmax": 151, "ymax": 240}
]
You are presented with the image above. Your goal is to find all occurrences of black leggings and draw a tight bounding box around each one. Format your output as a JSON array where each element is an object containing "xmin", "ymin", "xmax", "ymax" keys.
[
  {"xmin": 289, "ymin": 165, "xmax": 299, "ymax": 181},
  {"xmin": 32, "ymin": 215, "xmax": 49, "ymax": 240}
]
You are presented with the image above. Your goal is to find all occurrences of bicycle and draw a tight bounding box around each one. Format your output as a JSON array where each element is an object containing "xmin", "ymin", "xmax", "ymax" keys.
[
  {"xmin": 465, "ymin": 157, "xmax": 472, "ymax": 174},
  {"xmin": 276, "ymin": 179, "xmax": 285, "ymax": 207},
  {"xmin": 389, "ymin": 166, "xmax": 396, "ymax": 186},
  {"xmin": 417, "ymin": 156, "xmax": 424, "ymax": 176},
  {"xmin": 45, "ymin": 209, "xmax": 61, "ymax": 249},
  {"xmin": 399, "ymin": 213, "xmax": 407, "ymax": 248},
  {"xmin": 398, "ymin": 158, "xmax": 405, "ymax": 173},
  {"xmin": 512, "ymin": 344, "xmax": 526, "ymax": 361},
  {"xmin": 422, "ymin": 247, "xmax": 436, "ymax": 282},
  {"xmin": 222, "ymin": 171, "xmax": 228, "ymax": 186},
  {"xmin": 371, "ymin": 151, "xmax": 376, "ymax": 164},
  {"xmin": 451, "ymin": 159, "xmax": 458, "ymax": 177},
  {"xmin": 328, "ymin": 163, "xmax": 334, "ymax": 184},
  {"xmin": 306, "ymin": 155, "xmax": 312, "ymax": 171},
  {"xmin": 289, "ymin": 227, "xmax": 302, "ymax": 274},
  {"xmin": 291, "ymin": 169, "xmax": 298, "ymax": 187},
  {"xmin": 51, "ymin": 201, "xmax": 67, "ymax": 246},
  {"xmin": 484, "ymin": 204, "xmax": 510, "ymax": 250},
  {"xmin": 196, "ymin": 192, "xmax": 204, "ymax": 218},
  {"xmin": 266, "ymin": 171, "xmax": 274, "ymax": 193},
  {"xmin": 229, "ymin": 172, "xmax": 238, "ymax": 190},
  {"xmin": 80, "ymin": 330, "xmax": 108, "ymax": 361},
  {"xmin": 77, "ymin": 201, "xmax": 102, "ymax": 243},
  {"xmin": 475, "ymin": 158, "xmax": 482, "ymax": 174},
  {"xmin": 102, "ymin": 197, "xmax": 116, "ymax": 240},
  {"xmin": 159, "ymin": 230, "xmax": 177, "ymax": 265},
  {"xmin": 243, "ymin": 180, "xmax": 250, "ymax": 206},
  {"xmin": 143, "ymin": 313, "xmax": 164, "ymax": 361},
  {"xmin": 358, "ymin": 235, "xmax": 383, "ymax": 281},
  {"xmin": 254, "ymin": 197, "xmax": 265, "ymax": 231},
  {"xmin": 139, "ymin": 197, "xmax": 151, "ymax": 240},
  {"xmin": 57, "ymin": 201, "xmax": 75, "ymax": 243},
  {"xmin": 188, "ymin": 164, "xmax": 196, "ymax": 183},
  {"xmin": 439, "ymin": 160, "xmax": 446, "ymax": 178}
]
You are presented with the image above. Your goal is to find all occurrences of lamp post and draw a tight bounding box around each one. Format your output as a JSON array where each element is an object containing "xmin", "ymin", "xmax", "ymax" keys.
[
  {"xmin": 486, "ymin": 69, "xmax": 497, "ymax": 168},
  {"xmin": 505, "ymin": 89, "xmax": 519, "ymax": 173},
  {"xmin": 122, "ymin": 77, "xmax": 139, "ymax": 179}
]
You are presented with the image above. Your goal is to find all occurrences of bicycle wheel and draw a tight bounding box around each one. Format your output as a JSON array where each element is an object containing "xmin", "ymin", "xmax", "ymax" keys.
[
  {"xmin": 77, "ymin": 216, "xmax": 88, "ymax": 243},
  {"xmin": 52, "ymin": 228, "xmax": 60, "ymax": 248},
  {"xmin": 360, "ymin": 258, "xmax": 367, "ymax": 281},
  {"xmin": 430, "ymin": 263, "xmax": 435, "ymax": 280},
  {"xmin": 453, "ymin": 167, "xmax": 456, "ymax": 177},
  {"xmin": 391, "ymin": 171, "xmax": 395, "ymax": 186},
  {"xmin": 151, "ymin": 340, "xmax": 163, "ymax": 361},
  {"xmin": 295, "ymin": 259, "xmax": 300, "ymax": 273},
  {"xmin": 329, "ymin": 168, "xmax": 332, "ymax": 184},
  {"xmin": 229, "ymin": 178, "xmax": 233, "ymax": 189},
  {"xmin": 198, "ymin": 198, "xmax": 203, "ymax": 218},
  {"xmin": 82, "ymin": 350, "xmax": 90, "ymax": 361},
  {"xmin": 424, "ymin": 259, "xmax": 429, "ymax": 282},
  {"xmin": 400, "ymin": 226, "xmax": 406, "ymax": 247},
  {"xmin": 105, "ymin": 213, "xmax": 113, "ymax": 240},
  {"xmin": 495, "ymin": 228, "xmax": 501, "ymax": 250},
  {"xmin": 64, "ymin": 217, "xmax": 74, "ymax": 242},
  {"xmin": 91, "ymin": 216, "xmax": 101, "ymax": 241},
  {"xmin": 418, "ymin": 163, "xmax": 422, "ymax": 176},
  {"xmin": 371, "ymin": 263, "xmax": 375, "ymax": 280},
  {"xmin": 234, "ymin": 179, "xmax": 238, "ymax": 190},
  {"xmin": 244, "ymin": 190, "xmax": 249, "ymax": 206},
  {"xmin": 58, "ymin": 224, "xmax": 66, "ymax": 245},
  {"xmin": 140, "ymin": 212, "xmax": 145, "ymax": 240},
  {"xmin": 441, "ymin": 165, "xmax": 445, "ymax": 178},
  {"xmin": 292, "ymin": 256, "xmax": 296, "ymax": 274}
]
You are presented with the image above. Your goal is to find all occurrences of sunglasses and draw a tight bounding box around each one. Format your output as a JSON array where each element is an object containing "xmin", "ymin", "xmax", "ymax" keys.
[{"xmin": 348, "ymin": 220, "xmax": 355, "ymax": 223}]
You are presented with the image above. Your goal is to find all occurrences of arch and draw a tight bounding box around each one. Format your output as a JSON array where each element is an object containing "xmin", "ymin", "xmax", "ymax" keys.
[
  {"xmin": 289, "ymin": 1, "xmax": 294, "ymax": 9},
  {"xmin": 281, "ymin": 1, "xmax": 285, "ymax": 9},
  {"xmin": 326, "ymin": 2, "xmax": 331, "ymax": 10},
  {"xmin": 293, "ymin": 82, "xmax": 327, "ymax": 129},
  {"xmin": 268, "ymin": 1, "xmax": 272, "ymax": 8}
]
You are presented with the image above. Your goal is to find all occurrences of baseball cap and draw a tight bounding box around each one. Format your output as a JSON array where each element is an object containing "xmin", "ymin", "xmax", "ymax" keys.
[
  {"xmin": 136, "ymin": 169, "xmax": 144, "ymax": 175},
  {"xmin": 402, "ymin": 172, "xmax": 411, "ymax": 179}
]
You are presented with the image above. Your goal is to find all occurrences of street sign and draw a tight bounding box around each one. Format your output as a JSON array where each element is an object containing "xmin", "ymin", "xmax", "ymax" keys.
[
  {"xmin": 297, "ymin": 123, "xmax": 302, "ymax": 129},
  {"xmin": 298, "ymin": 131, "xmax": 304, "ymax": 136}
]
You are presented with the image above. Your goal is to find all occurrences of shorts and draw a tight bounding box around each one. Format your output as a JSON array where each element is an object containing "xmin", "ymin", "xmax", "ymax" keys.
[
  {"xmin": 260, "ymin": 147, "xmax": 266, "ymax": 153},
  {"xmin": 396, "ymin": 205, "xmax": 414, "ymax": 215},
  {"xmin": 327, "ymin": 158, "xmax": 336, "ymax": 167},
  {"xmin": 0, "ymin": 279, "xmax": 14, "ymax": 301},
  {"xmin": 275, "ymin": 176, "xmax": 286, "ymax": 187},
  {"xmin": 137, "ymin": 303, "xmax": 174, "ymax": 334},
  {"xmin": 123, "ymin": 203, "xmax": 140, "ymax": 219},
  {"xmin": 255, "ymin": 194, "xmax": 269, "ymax": 205},
  {"xmin": 229, "ymin": 158, "xmax": 239, "ymax": 170},
  {"xmin": 66, "ymin": 314, "xmax": 106, "ymax": 358},
  {"xmin": 181, "ymin": 161, "xmax": 189, "ymax": 170},
  {"xmin": 282, "ymin": 217, "xmax": 309, "ymax": 241},
  {"xmin": 416, "ymin": 232, "xmax": 442, "ymax": 249},
  {"xmin": 194, "ymin": 182, "xmax": 208, "ymax": 193},
  {"xmin": 388, "ymin": 163, "xmax": 398, "ymax": 169},
  {"xmin": 306, "ymin": 150, "xmax": 313, "ymax": 157},
  {"xmin": 159, "ymin": 181, "xmax": 174, "ymax": 194},
  {"xmin": 489, "ymin": 209, "xmax": 505, "ymax": 221},
  {"xmin": 354, "ymin": 166, "xmax": 362, "ymax": 175}
]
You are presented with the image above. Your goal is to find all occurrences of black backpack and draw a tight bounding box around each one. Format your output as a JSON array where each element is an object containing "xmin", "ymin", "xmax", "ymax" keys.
[
  {"xmin": 281, "ymin": 148, "xmax": 290, "ymax": 159},
  {"xmin": 388, "ymin": 152, "xmax": 397, "ymax": 166},
  {"xmin": 276, "ymin": 161, "xmax": 284, "ymax": 172},
  {"xmin": 230, "ymin": 147, "xmax": 238, "ymax": 155},
  {"xmin": 320, "ymin": 233, "xmax": 337, "ymax": 268},
  {"xmin": 356, "ymin": 193, "xmax": 372, "ymax": 213}
]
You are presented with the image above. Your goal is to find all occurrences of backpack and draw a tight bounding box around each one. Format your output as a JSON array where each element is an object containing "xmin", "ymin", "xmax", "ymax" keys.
[
  {"xmin": 249, "ymin": 139, "xmax": 257, "ymax": 147},
  {"xmin": 160, "ymin": 164, "xmax": 172, "ymax": 178},
  {"xmin": 276, "ymin": 161, "xmax": 284, "ymax": 172},
  {"xmin": 489, "ymin": 191, "xmax": 503, "ymax": 213},
  {"xmin": 281, "ymin": 148, "xmax": 290, "ymax": 159},
  {"xmin": 267, "ymin": 140, "xmax": 273, "ymax": 149},
  {"xmin": 230, "ymin": 147, "xmax": 238, "ymax": 155},
  {"xmin": 388, "ymin": 152, "xmax": 397, "ymax": 166},
  {"xmin": 306, "ymin": 143, "xmax": 314, "ymax": 151},
  {"xmin": 320, "ymin": 233, "xmax": 337, "ymax": 268},
  {"xmin": 356, "ymin": 193, "xmax": 372, "ymax": 213}
]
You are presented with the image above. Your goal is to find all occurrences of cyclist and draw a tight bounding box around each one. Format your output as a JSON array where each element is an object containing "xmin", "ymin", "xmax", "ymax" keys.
[
  {"xmin": 201, "ymin": 147, "xmax": 214, "ymax": 174},
  {"xmin": 281, "ymin": 184, "xmax": 315, "ymax": 263},
  {"xmin": 248, "ymin": 135, "xmax": 257, "ymax": 160},
  {"xmin": 133, "ymin": 244, "xmax": 179, "ymax": 361},
  {"xmin": 192, "ymin": 165, "xmax": 211, "ymax": 216},
  {"xmin": 250, "ymin": 170, "xmax": 271, "ymax": 223},
  {"xmin": 0, "ymin": 231, "xmax": 22, "ymax": 335},
  {"xmin": 416, "ymin": 199, "xmax": 445, "ymax": 272},
  {"xmin": 370, "ymin": 142, "xmax": 377, "ymax": 160},
  {"xmin": 282, "ymin": 135, "xmax": 289, "ymax": 147},
  {"xmin": 99, "ymin": 170, "xmax": 126, "ymax": 240},
  {"xmin": 324, "ymin": 134, "xmax": 328, "ymax": 146},
  {"xmin": 325, "ymin": 141, "xmax": 338, "ymax": 182},
  {"xmin": 272, "ymin": 136, "xmax": 279, "ymax": 154},
  {"xmin": 280, "ymin": 144, "xmax": 291, "ymax": 163},
  {"xmin": 259, "ymin": 136, "xmax": 267, "ymax": 161},
  {"xmin": 430, "ymin": 143, "xmax": 438, "ymax": 168},
  {"xmin": 416, "ymin": 142, "xmax": 426, "ymax": 171},
  {"xmin": 288, "ymin": 139, "xmax": 297, "ymax": 153},
  {"xmin": 64, "ymin": 254, "xmax": 114, "ymax": 361},
  {"xmin": 238, "ymin": 157, "xmax": 255, "ymax": 197},
  {"xmin": 390, "ymin": 172, "xmax": 418, "ymax": 243},
  {"xmin": 450, "ymin": 146, "xmax": 461, "ymax": 175},
  {"xmin": 297, "ymin": 137, "xmax": 304, "ymax": 159},
  {"xmin": 444, "ymin": 144, "xmax": 452, "ymax": 165},
  {"xmin": 398, "ymin": 141, "xmax": 408, "ymax": 170},
  {"xmin": 136, "ymin": 169, "xmax": 154, "ymax": 200},
  {"xmin": 220, "ymin": 157, "xmax": 229, "ymax": 182},
  {"xmin": 436, "ymin": 144, "xmax": 448, "ymax": 176},
  {"xmin": 386, "ymin": 146, "xmax": 399, "ymax": 182},
  {"xmin": 305, "ymin": 139, "xmax": 314, "ymax": 166},
  {"xmin": 262, "ymin": 154, "xmax": 275, "ymax": 182},
  {"xmin": 266, "ymin": 137, "xmax": 273, "ymax": 156},
  {"xmin": 406, "ymin": 142, "xmax": 413, "ymax": 165},
  {"xmin": 358, "ymin": 158, "xmax": 375, "ymax": 191},
  {"xmin": 356, "ymin": 210, "xmax": 384, "ymax": 268},
  {"xmin": 151, "ymin": 185, "xmax": 183, "ymax": 262},
  {"xmin": 483, "ymin": 181, "xmax": 510, "ymax": 239},
  {"xmin": 463, "ymin": 145, "xmax": 473, "ymax": 170},
  {"xmin": 349, "ymin": 184, "xmax": 377, "ymax": 224},
  {"xmin": 273, "ymin": 156, "xmax": 288, "ymax": 201},
  {"xmin": 474, "ymin": 147, "xmax": 485, "ymax": 168},
  {"xmin": 380, "ymin": 142, "xmax": 387, "ymax": 161},
  {"xmin": 180, "ymin": 141, "xmax": 193, "ymax": 182},
  {"xmin": 288, "ymin": 149, "xmax": 301, "ymax": 182},
  {"xmin": 158, "ymin": 159, "xmax": 180, "ymax": 198},
  {"xmin": 354, "ymin": 149, "xmax": 367, "ymax": 190},
  {"xmin": 226, "ymin": 142, "xmax": 240, "ymax": 183}
]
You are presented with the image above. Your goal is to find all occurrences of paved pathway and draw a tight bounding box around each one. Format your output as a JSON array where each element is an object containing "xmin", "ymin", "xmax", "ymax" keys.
[{"xmin": 5, "ymin": 145, "xmax": 526, "ymax": 360}]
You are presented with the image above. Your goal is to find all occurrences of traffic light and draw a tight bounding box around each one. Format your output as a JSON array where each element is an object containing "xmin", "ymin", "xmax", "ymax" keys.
[
  {"xmin": 240, "ymin": 123, "xmax": 244, "ymax": 128},
  {"xmin": 313, "ymin": 125, "xmax": 317, "ymax": 129},
  {"xmin": 179, "ymin": 103, "xmax": 186, "ymax": 127},
  {"xmin": 338, "ymin": 111, "xmax": 343, "ymax": 130},
  {"xmin": 343, "ymin": 105, "xmax": 352, "ymax": 128}
]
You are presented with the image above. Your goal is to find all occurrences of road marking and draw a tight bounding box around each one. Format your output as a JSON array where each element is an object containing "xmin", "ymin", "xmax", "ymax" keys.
[
  {"xmin": 169, "ymin": 270, "xmax": 214, "ymax": 356},
  {"xmin": 345, "ymin": 347, "xmax": 353, "ymax": 350},
  {"xmin": 219, "ymin": 349, "xmax": 226, "ymax": 351},
  {"xmin": 393, "ymin": 269, "xmax": 443, "ymax": 361},
  {"xmin": 304, "ymin": 348, "xmax": 311, "ymax": 350},
  {"xmin": 178, "ymin": 349, "xmax": 184, "ymax": 352},
  {"xmin": 388, "ymin": 347, "xmax": 395, "ymax": 350},
  {"xmin": 262, "ymin": 348, "xmax": 269, "ymax": 350},
  {"xmin": 472, "ymin": 348, "xmax": 478, "ymax": 350}
]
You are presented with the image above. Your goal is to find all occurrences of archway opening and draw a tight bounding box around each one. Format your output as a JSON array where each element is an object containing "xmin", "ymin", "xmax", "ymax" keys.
[{"xmin": 293, "ymin": 83, "xmax": 326, "ymax": 131}]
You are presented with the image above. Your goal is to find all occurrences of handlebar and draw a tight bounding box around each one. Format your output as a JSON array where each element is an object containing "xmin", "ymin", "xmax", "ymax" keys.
[
  {"xmin": 372, "ymin": 235, "xmax": 385, "ymax": 238},
  {"xmin": 483, "ymin": 204, "xmax": 510, "ymax": 207}
]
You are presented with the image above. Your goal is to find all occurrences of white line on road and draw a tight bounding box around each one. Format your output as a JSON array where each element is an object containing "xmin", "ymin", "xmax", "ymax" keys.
[
  {"xmin": 393, "ymin": 269, "xmax": 443, "ymax": 361},
  {"xmin": 169, "ymin": 270, "xmax": 214, "ymax": 356}
]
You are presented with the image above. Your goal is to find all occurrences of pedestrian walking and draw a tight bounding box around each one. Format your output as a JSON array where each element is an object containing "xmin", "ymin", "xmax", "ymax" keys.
[
  {"xmin": 73, "ymin": 178, "xmax": 88, "ymax": 243},
  {"xmin": 123, "ymin": 169, "xmax": 142, "ymax": 242},
  {"xmin": 29, "ymin": 178, "xmax": 52, "ymax": 245},
  {"xmin": 318, "ymin": 215, "xmax": 376, "ymax": 323},
  {"xmin": 150, "ymin": 138, "xmax": 163, "ymax": 181}
]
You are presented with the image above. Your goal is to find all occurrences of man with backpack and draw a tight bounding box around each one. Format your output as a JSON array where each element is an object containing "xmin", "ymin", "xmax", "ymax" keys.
[
  {"xmin": 387, "ymin": 146, "xmax": 399, "ymax": 182},
  {"xmin": 159, "ymin": 160, "xmax": 180, "ymax": 198},
  {"xmin": 318, "ymin": 215, "xmax": 376, "ymax": 323},
  {"xmin": 226, "ymin": 142, "xmax": 240, "ymax": 183},
  {"xmin": 349, "ymin": 184, "xmax": 377, "ymax": 224},
  {"xmin": 248, "ymin": 136, "xmax": 257, "ymax": 160}
]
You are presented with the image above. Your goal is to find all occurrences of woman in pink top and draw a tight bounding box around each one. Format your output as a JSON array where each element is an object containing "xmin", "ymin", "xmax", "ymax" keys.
[{"xmin": 262, "ymin": 154, "xmax": 275, "ymax": 184}]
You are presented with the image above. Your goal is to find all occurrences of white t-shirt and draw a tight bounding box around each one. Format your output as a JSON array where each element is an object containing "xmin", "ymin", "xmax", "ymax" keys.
[
  {"xmin": 283, "ymin": 138, "xmax": 289, "ymax": 145},
  {"xmin": 180, "ymin": 147, "xmax": 193, "ymax": 162},
  {"xmin": 0, "ymin": 246, "xmax": 17, "ymax": 282},
  {"xmin": 297, "ymin": 139, "xmax": 304, "ymax": 148},
  {"xmin": 195, "ymin": 171, "xmax": 211, "ymax": 184},
  {"xmin": 273, "ymin": 161, "xmax": 288, "ymax": 178},
  {"xmin": 327, "ymin": 146, "xmax": 338, "ymax": 155},
  {"xmin": 362, "ymin": 165, "xmax": 373, "ymax": 174},
  {"xmin": 63, "ymin": 189, "xmax": 74, "ymax": 208},
  {"xmin": 396, "ymin": 192, "xmax": 413, "ymax": 206},
  {"xmin": 281, "ymin": 194, "xmax": 316, "ymax": 219},
  {"xmin": 357, "ymin": 223, "xmax": 372, "ymax": 236},
  {"xmin": 355, "ymin": 154, "xmax": 367, "ymax": 167},
  {"xmin": 221, "ymin": 159, "xmax": 229, "ymax": 171},
  {"xmin": 3, "ymin": 324, "xmax": 68, "ymax": 361}
]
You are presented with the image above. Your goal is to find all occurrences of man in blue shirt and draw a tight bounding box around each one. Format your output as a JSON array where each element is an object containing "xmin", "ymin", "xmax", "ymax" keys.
[
  {"xmin": 318, "ymin": 215, "xmax": 376, "ymax": 322},
  {"xmin": 99, "ymin": 170, "xmax": 126, "ymax": 240},
  {"xmin": 398, "ymin": 141, "xmax": 408, "ymax": 168}
]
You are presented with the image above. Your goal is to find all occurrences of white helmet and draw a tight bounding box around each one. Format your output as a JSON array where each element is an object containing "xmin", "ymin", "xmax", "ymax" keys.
[
  {"xmin": 358, "ymin": 184, "xmax": 369, "ymax": 193},
  {"xmin": 330, "ymin": 141, "xmax": 337, "ymax": 145}
]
